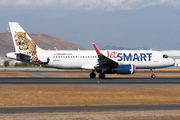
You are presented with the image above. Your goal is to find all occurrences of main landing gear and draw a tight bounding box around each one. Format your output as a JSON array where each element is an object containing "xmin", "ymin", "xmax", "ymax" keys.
[
  {"xmin": 150, "ymin": 69, "xmax": 156, "ymax": 78},
  {"xmin": 90, "ymin": 69, "xmax": 156, "ymax": 79},
  {"xmin": 99, "ymin": 73, "xmax": 105, "ymax": 79},
  {"xmin": 89, "ymin": 71, "xmax": 106, "ymax": 79},
  {"xmin": 90, "ymin": 71, "xmax": 96, "ymax": 78}
]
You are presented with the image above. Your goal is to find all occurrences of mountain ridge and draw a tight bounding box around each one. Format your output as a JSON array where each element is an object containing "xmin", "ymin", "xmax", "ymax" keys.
[
  {"xmin": 0, "ymin": 32, "xmax": 85, "ymax": 59},
  {"xmin": 101, "ymin": 45, "xmax": 150, "ymax": 50}
]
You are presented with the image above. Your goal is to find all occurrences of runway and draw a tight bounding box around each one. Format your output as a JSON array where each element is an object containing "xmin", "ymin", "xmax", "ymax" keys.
[
  {"xmin": 0, "ymin": 77, "xmax": 180, "ymax": 84},
  {"xmin": 0, "ymin": 104, "xmax": 180, "ymax": 113}
]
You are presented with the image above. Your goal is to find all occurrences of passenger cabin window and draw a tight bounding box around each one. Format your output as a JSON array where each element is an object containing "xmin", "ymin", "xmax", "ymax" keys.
[{"xmin": 163, "ymin": 54, "xmax": 168, "ymax": 58}]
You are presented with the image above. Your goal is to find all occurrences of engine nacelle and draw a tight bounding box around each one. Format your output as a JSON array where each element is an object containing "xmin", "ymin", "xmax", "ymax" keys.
[{"xmin": 112, "ymin": 64, "xmax": 135, "ymax": 74}]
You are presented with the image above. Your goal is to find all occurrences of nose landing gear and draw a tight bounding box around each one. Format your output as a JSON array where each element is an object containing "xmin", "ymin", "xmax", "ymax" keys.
[{"xmin": 150, "ymin": 69, "xmax": 156, "ymax": 78}]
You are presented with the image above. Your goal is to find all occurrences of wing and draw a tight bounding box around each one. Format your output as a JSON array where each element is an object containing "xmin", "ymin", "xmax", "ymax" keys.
[{"xmin": 92, "ymin": 43, "xmax": 118, "ymax": 68}]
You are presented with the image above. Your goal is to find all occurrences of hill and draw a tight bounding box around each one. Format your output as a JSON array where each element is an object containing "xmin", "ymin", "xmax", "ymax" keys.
[
  {"xmin": 0, "ymin": 32, "xmax": 85, "ymax": 59},
  {"xmin": 101, "ymin": 45, "xmax": 149, "ymax": 50}
]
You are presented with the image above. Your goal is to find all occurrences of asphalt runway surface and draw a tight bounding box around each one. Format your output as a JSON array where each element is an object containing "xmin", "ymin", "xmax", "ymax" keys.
[
  {"xmin": 0, "ymin": 77, "xmax": 180, "ymax": 85},
  {"xmin": 1, "ymin": 104, "xmax": 180, "ymax": 114}
]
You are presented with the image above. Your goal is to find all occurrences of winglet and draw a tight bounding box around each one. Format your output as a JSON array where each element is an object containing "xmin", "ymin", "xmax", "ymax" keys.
[
  {"xmin": 92, "ymin": 43, "xmax": 101, "ymax": 55},
  {"xmin": 54, "ymin": 47, "xmax": 58, "ymax": 50}
]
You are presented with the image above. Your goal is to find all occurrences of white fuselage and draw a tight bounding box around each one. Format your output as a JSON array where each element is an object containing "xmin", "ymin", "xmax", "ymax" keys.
[{"xmin": 35, "ymin": 48, "xmax": 174, "ymax": 70}]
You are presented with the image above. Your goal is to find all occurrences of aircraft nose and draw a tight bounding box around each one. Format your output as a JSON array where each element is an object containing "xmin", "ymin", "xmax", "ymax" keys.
[{"xmin": 169, "ymin": 58, "xmax": 175, "ymax": 66}]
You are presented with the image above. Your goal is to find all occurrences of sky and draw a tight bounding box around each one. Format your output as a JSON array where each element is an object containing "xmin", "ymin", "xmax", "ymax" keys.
[
  {"xmin": 0, "ymin": 0, "xmax": 180, "ymax": 50},
  {"xmin": 0, "ymin": 0, "xmax": 179, "ymax": 17}
]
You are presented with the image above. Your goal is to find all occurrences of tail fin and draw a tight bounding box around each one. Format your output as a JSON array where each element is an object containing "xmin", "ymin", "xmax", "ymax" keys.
[
  {"xmin": 8, "ymin": 22, "xmax": 49, "ymax": 65},
  {"xmin": 9, "ymin": 22, "xmax": 33, "ymax": 53}
]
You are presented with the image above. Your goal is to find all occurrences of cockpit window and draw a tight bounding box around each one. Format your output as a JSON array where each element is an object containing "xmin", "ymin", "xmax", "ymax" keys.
[{"xmin": 163, "ymin": 54, "xmax": 168, "ymax": 58}]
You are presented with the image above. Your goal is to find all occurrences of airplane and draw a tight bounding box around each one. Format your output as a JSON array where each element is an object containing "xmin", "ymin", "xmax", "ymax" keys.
[
  {"xmin": 54, "ymin": 47, "xmax": 58, "ymax": 50},
  {"xmin": 6, "ymin": 22, "xmax": 175, "ymax": 78}
]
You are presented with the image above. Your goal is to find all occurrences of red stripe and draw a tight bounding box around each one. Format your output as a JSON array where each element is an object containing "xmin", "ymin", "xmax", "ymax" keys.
[
  {"xmin": 132, "ymin": 64, "xmax": 135, "ymax": 74},
  {"xmin": 93, "ymin": 43, "xmax": 101, "ymax": 55}
]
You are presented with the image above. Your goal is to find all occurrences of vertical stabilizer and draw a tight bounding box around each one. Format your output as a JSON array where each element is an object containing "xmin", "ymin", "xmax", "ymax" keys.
[
  {"xmin": 8, "ymin": 22, "xmax": 49, "ymax": 64},
  {"xmin": 9, "ymin": 22, "xmax": 33, "ymax": 53}
]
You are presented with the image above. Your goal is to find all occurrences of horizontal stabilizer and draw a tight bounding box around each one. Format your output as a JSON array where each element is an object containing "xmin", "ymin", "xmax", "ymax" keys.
[
  {"xmin": 6, "ymin": 52, "xmax": 31, "ymax": 61},
  {"xmin": 15, "ymin": 53, "xmax": 31, "ymax": 61}
]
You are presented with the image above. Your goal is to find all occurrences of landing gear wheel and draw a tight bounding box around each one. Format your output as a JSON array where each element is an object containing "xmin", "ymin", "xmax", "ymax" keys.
[
  {"xmin": 99, "ymin": 73, "xmax": 105, "ymax": 79},
  {"xmin": 151, "ymin": 74, "xmax": 156, "ymax": 78},
  {"xmin": 150, "ymin": 69, "xmax": 156, "ymax": 79},
  {"xmin": 90, "ymin": 73, "xmax": 96, "ymax": 78}
]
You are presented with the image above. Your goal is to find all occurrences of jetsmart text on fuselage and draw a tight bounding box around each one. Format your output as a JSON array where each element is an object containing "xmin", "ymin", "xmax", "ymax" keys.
[{"xmin": 107, "ymin": 51, "xmax": 152, "ymax": 61}]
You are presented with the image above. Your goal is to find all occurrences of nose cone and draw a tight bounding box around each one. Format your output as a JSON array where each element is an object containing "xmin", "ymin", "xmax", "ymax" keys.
[{"xmin": 168, "ymin": 58, "xmax": 175, "ymax": 66}]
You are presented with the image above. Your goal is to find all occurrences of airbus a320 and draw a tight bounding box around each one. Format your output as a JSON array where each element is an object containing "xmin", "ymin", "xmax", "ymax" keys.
[{"xmin": 6, "ymin": 22, "xmax": 174, "ymax": 78}]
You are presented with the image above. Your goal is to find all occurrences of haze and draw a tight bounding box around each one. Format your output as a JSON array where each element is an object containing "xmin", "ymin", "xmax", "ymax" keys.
[{"xmin": 0, "ymin": 0, "xmax": 180, "ymax": 50}]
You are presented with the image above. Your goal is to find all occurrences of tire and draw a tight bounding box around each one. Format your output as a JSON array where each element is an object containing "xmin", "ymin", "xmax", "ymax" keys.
[
  {"xmin": 151, "ymin": 74, "xmax": 156, "ymax": 78},
  {"xmin": 99, "ymin": 73, "xmax": 105, "ymax": 79},
  {"xmin": 90, "ymin": 73, "xmax": 96, "ymax": 78}
]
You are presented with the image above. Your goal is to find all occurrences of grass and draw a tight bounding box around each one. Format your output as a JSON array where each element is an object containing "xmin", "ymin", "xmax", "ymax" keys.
[
  {"xmin": 1, "ymin": 86, "xmax": 180, "ymax": 106},
  {"xmin": 0, "ymin": 73, "xmax": 35, "ymax": 77}
]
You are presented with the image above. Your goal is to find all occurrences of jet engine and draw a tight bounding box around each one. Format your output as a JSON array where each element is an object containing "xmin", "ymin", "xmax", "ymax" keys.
[{"xmin": 111, "ymin": 64, "xmax": 135, "ymax": 74}]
